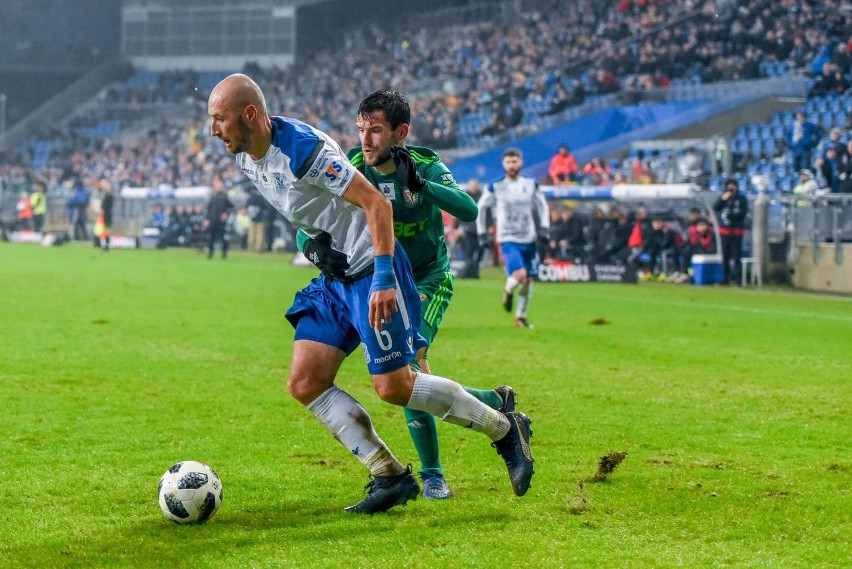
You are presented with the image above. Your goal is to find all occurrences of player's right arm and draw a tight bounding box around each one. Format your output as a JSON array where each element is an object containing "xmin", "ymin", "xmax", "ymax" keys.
[
  {"xmin": 342, "ymin": 171, "xmax": 398, "ymax": 329},
  {"xmin": 419, "ymin": 162, "xmax": 478, "ymax": 222},
  {"xmin": 475, "ymin": 185, "xmax": 495, "ymax": 236}
]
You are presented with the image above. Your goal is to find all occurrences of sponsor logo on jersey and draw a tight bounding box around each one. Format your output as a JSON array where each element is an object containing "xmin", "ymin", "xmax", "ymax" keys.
[
  {"xmin": 308, "ymin": 149, "xmax": 331, "ymax": 178},
  {"xmin": 380, "ymin": 183, "xmax": 395, "ymax": 200},
  {"xmin": 324, "ymin": 161, "xmax": 343, "ymax": 181},
  {"xmin": 373, "ymin": 351, "xmax": 402, "ymax": 364},
  {"xmin": 241, "ymin": 168, "xmax": 258, "ymax": 183},
  {"xmin": 394, "ymin": 219, "xmax": 428, "ymax": 238}
]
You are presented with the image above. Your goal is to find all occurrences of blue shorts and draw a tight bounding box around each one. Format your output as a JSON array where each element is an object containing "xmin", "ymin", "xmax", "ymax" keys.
[
  {"xmin": 285, "ymin": 245, "xmax": 428, "ymax": 374},
  {"xmin": 499, "ymin": 242, "xmax": 540, "ymax": 278}
]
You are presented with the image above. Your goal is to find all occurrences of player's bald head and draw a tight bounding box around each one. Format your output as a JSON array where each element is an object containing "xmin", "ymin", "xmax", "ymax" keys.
[{"xmin": 208, "ymin": 73, "xmax": 267, "ymax": 117}]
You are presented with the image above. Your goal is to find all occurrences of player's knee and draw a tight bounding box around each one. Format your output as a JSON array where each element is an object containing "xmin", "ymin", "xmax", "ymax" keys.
[
  {"xmin": 287, "ymin": 373, "xmax": 327, "ymax": 406},
  {"xmin": 372, "ymin": 367, "xmax": 414, "ymax": 406}
]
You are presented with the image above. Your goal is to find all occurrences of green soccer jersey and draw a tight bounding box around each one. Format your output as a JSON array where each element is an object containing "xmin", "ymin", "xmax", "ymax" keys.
[{"xmin": 346, "ymin": 145, "xmax": 477, "ymax": 282}]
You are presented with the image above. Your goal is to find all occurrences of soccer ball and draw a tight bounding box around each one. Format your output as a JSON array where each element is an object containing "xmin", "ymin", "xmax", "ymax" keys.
[{"xmin": 158, "ymin": 461, "xmax": 223, "ymax": 524}]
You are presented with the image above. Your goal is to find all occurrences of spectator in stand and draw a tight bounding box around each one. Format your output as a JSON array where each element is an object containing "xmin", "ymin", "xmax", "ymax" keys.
[
  {"xmin": 713, "ymin": 178, "xmax": 748, "ymax": 286},
  {"xmin": 808, "ymin": 61, "xmax": 837, "ymax": 97},
  {"xmin": 593, "ymin": 68, "xmax": 621, "ymax": 93},
  {"xmin": 826, "ymin": 66, "xmax": 849, "ymax": 96},
  {"xmin": 815, "ymin": 148, "xmax": 840, "ymax": 192},
  {"xmin": 479, "ymin": 102, "xmax": 507, "ymax": 137},
  {"xmin": 818, "ymin": 127, "xmax": 848, "ymax": 161},
  {"xmin": 547, "ymin": 144, "xmax": 580, "ymax": 184},
  {"xmin": 582, "ymin": 157, "xmax": 613, "ymax": 185},
  {"xmin": 541, "ymin": 81, "xmax": 582, "ymax": 117},
  {"xmin": 788, "ymin": 109, "xmax": 821, "ymax": 172},
  {"xmin": 630, "ymin": 151, "xmax": 655, "ymax": 183},
  {"xmin": 793, "ymin": 168, "xmax": 819, "ymax": 203},
  {"xmin": 837, "ymin": 140, "xmax": 852, "ymax": 193},
  {"xmin": 503, "ymin": 100, "xmax": 524, "ymax": 131},
  {"xmin": 675, "ymin": 147, "xmax": 704, "ymax": 183}
]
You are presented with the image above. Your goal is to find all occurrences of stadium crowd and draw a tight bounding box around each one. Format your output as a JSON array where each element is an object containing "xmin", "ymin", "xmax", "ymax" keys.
[{"xmin": 2, "ymin": 0, "xmax": 852, "ymax": 239}]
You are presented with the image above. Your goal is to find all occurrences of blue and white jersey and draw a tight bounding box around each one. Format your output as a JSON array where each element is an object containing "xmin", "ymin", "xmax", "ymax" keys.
[
  {"xmin": 475, "ymin": 174, "xmax": 549, "ymax": 244},
  {"xmin": 236, "ymin": 116, "xmax": 374, "ymax": 276}
]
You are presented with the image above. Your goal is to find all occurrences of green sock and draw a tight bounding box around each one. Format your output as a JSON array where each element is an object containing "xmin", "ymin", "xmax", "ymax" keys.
[
  {"xmin": 463, "ymin": 387, "xmax": 502, "ymax": 410},
  {"xmin": 403, "ymin": 407, "xmax": 443, "ymax": 477}
]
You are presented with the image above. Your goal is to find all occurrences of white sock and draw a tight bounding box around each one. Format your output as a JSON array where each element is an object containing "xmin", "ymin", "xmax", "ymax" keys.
[
  {"xmin": 406, "ymin": 372, "xmax": 510, "ymax": 441},
  {"xmin": 516, "ymin": 280, "xmax": 531, "ymax": 317},
  {"xmin": 505, "ymin": 276, "xmax": 520, "ymax": 294},
  {"xmin": 307, "ymin": 386, "xmax": 405, "ymax": 477}
]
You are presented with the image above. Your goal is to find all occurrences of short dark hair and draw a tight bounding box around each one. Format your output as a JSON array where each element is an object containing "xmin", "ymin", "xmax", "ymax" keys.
[
  {"xmin": 503, "ymin": 147, "xmax": 523, "ymax": 159},
  {"xmin": 357, "ymin": 90, "xmax": 411, "ymax": 130},
  {"xmin": 725, "ymin": 178, "xmax": 739, "ymax": 189}
]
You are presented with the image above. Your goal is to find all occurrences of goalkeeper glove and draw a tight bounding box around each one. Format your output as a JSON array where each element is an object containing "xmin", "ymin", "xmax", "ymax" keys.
[
  {"xmin": 537, "ymin": 227, "xmax": 550, "ymax": 247},
  {"xmin": 390, "ymin": 145, "xmax": 426, "ymax": 192},
  {"xmin": 478, "ymin": 233, "xmax": 492, "ymax": 249},
  {"xmin": 304, "ymin": 232, "xmax": 349, "ymax": 280}
]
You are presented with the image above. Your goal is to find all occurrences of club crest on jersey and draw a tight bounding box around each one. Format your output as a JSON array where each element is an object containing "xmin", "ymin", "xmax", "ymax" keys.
[
  {"xmin": 419, "ymin": 292, "xmax": 428, "ymax": 303},
  {"xmin": 402, "ymin": 188, "xmax": 420, "ymax": 207},
  {"xmin": 272, "ymin": 173, "xmax": 286, "ymax": 189},
  {"xmin": 441, "ymin": 173, "xmax": 455, "ymax": 185}
]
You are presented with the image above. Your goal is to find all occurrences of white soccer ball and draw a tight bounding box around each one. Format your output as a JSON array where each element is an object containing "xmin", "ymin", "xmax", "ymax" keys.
[{"xmin": 158, "ymin": 461, "xmax": 223, "ymax": 524}]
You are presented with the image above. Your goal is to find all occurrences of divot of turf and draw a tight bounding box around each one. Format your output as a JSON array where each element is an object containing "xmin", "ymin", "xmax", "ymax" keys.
[{"xmin": 583, "ymin": 451, "xmax": 627, "ymax": 483}]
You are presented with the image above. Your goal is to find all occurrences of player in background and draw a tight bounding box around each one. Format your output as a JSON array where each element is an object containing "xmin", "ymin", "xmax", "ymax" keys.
[
  {"xmin": 475, "ymin": 148, "xmax": 550, "ymax": 328},
  {"xmin": 208, "ymin": 74, "xmax": 534, "ymax": 514},
  {"xmin": 298, "ymin": 90, "xmax": 517, "ymax": 500}
]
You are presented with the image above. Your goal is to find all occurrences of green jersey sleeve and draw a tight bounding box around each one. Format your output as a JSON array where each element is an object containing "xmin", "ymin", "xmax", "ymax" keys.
[
  {"xmin": 295, "ymin": 228, "xmax": 310, "ymax": 252},
  {"xmin": 409, "ymin": 147, "xmax": 478, "ymax": 222}
]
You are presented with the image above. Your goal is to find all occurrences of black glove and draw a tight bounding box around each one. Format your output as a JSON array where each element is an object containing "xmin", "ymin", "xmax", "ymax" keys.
[
  {"xmin": 478, "ymin": 233, "xmax": 492, "ymax": 249},
  {"xmin": 537, "ymin": 227, "xmax": 550, "ymax": 247},
  {"xmin": 390, "ymin": 145, "xmax": 426, "ymax": 192},
  {"xmin": 303, "ymin": 232, "xmax": 349, "ymax": 280}
]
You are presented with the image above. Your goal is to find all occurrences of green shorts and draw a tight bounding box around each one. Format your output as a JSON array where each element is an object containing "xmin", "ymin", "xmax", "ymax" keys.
[{"xmin": 416, "ymin": 270, "xmax": 454, "ymax": 350}]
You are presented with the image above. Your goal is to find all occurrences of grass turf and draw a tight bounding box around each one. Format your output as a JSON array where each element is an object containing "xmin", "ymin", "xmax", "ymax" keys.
[{"xmin": 1, "ymin": 242, "xmax": 850, "ymax": 568}]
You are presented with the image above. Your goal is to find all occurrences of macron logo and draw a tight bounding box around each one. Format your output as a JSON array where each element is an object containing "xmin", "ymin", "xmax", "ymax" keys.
[{"xmin": 373, "ymin": 351, "xmax": 402, "ymax": 364}]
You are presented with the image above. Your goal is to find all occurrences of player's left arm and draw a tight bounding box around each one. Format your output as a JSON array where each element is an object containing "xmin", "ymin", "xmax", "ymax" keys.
[
  {"xmin": 533, "ymin": 182, "xmax": 551, "ymax": 232},
  {"xmin": 342, "ymin": 171, "xmax": 398, "ymax": 329},
  {"xmin": 418, "ymin": 162, "xmax": 478, "ymax": 222}
]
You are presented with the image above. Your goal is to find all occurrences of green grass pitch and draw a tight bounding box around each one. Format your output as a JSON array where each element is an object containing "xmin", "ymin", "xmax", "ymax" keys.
[{"xmin": 1, "ymin": 242, "xmax": 850, "ymax": 567}]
